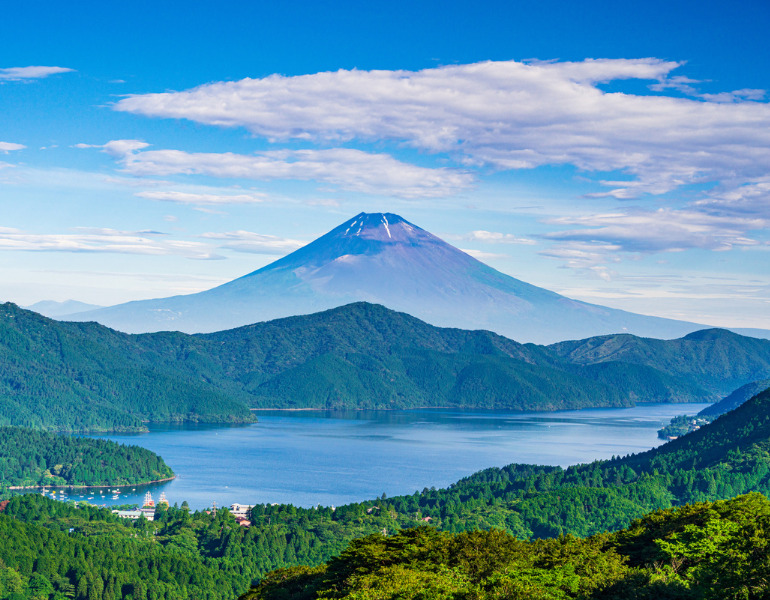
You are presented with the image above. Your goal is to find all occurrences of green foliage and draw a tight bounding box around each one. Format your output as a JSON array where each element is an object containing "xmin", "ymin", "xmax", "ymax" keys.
[
  {"xmin": 6, "ymin": 301, "xmax": 764, "ymax": 431},
  {"xmin": 0, "ymin": 427, "xmax": 173, "ymax": 487},
  {"xmin": 220, "ymin": 387, "xmax": 770, "ymax": 577},
  {"xmin": 0, "ymin": 495, "xmax": 251, "ymax": 599},
  {"xmin": 239, "ymin": 494, "xmax": 770, "ymax": 600},
  {"xmin": 549, "ymin": 328, "xmax": 770, "ymax": 397},
  {"xmin": 0, "ymin": 303, "xmax": 256, "ymax": 432}
]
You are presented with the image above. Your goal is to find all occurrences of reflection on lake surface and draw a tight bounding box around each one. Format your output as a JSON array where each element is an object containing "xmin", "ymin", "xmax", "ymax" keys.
[{"xmin": 74, "ymin": 404, "xmax": 709, "ymax": 510}]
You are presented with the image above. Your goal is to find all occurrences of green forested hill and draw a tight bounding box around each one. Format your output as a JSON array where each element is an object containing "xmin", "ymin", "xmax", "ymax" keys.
[
  {"xmin": 549, "ymin": 328, "xmax": 770, "ymax": 396},
  {"xmin": 191, "ymin": 302, "xmax": 708, "ymax": 409},
  {"xmin": 239, "ymin": 494, "xmax": 770, "ymax": 600},
  {"xmin": 0, "ymin": 427, "xmax": 173, "ymax": 487},
  {"xmin": 698, "ymin": 377, "xmax": 770, "ymax": 417},
  {"xmin": 657, "ymin": 377, "xmax": 770, "ymax": 439},
  {"xmin": 0, "ymin": 496, "xmax": 249, "ymax": 600},
  {"xmin": 4, "ymin": 301, "xmax": 770, "ymax": 431},
  {"xmin": 0, "ymin": 303, "xmax": 256, "ymax": 431}
]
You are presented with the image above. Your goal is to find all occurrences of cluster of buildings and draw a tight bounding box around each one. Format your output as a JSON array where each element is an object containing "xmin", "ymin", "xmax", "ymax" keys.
[
  {"xmin": 112, "ymin": 494, "xmax": 253, "ymax": 526},
  {"xmin": 112, "ymin": 491, "xmax": 167, "ymax": 521}
]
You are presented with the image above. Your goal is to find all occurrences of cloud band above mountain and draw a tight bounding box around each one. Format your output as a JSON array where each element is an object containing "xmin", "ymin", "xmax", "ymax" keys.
[{"xmin": 114, "ymin": 59, "xmax": 770, "ymax": 201}]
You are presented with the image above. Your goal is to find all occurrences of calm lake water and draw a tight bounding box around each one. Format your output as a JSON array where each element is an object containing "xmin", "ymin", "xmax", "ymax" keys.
[{"xmin": 65, "ymin": 404, "xmax": 709, "ymax": 511}]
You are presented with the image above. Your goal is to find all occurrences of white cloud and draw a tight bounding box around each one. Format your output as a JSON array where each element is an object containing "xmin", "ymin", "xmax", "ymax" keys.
[
  {"xmin": 464, "ymin": 230, "xmax": 536, "ymax": 245},
  {"xmin": 0, "ymin": 227, "xmax": 221, "ymax": 259},
  {"xmin": 648, "ymin": 75, "xmax": 701, "ymax": 95},
  {"xmin": 0, "ymin": 142, "xmax": 25, "ymax": 153},
  {"xmin": 114, "ymin": 58, "xmax": 770, "ymax": 200},
  {"xmin": 459, "ymin": 248, "xmax": 509, "ymax": 261},
  {"xmin": 540, "ymin": 242, "xmax": 623, "ymax": 268},
  {"xmin": 200, "ymin": 230, "xmax": 306, "ymax": 254},
  {"xmin": 136, "ymin": 190, "xmax": 268, "ymax": 205},
  {"xmin": 306, "ymin": 198, "xmax": 341, "ymax": 207},
  {"xmin": 700, "ymin": 89, "xmax": 766, "ymax": 103},
  {"xmin": 694, "ymin": 177, "xmax": 770, "ymax": 218},
  {"xmin": 0, "ymin": 66, "xmax": 74, "ymax": 81},
  {"xmin": 74, "ymin": 139, "xmax": 150, "ymax": 157},
  {"xmin": 546, "ymin": 209, "xmax": 767, "ymax": 253},
  {"xmin": 108, "ymin": 145, "xmax": 472, "ymax": 198}
]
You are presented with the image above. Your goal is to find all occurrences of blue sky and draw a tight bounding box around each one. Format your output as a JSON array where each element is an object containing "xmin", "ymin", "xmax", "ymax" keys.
[{"xmin": 2, "ymin": 0, "xmax": 770, "ymax": 330}]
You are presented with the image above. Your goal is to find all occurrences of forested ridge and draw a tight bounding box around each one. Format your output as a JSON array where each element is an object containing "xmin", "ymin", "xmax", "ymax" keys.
[
  {"xmin": 0, "ymin": 303, "xmax": 256, "ymax": 432},
  {"xmin": 0, "ymin": 427, "xmax": 173, "ymax": 488},
  {"xmin": 549, "ymin": 327, "xmax": 770, "ymax": 396},
  {"xmin": 4, "ymin": 301, "xmax": 770, "ymax": 431}
]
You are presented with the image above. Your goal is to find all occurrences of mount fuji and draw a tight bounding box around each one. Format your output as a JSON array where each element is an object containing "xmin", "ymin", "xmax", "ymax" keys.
[{"xmin": 65, "ymin": 212, "xmax": 712, "ymax": 343}]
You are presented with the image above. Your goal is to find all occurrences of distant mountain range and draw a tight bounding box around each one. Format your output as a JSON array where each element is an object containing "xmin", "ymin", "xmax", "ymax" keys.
[
  {"xmin": 25, "ymin": 299, "xmax": 103, "ymax": 317},
  {"xmin": 3, "ymin": 301, "xmax": 770, "ymax": 431},
  {"xmin": 59, "ymin": 212, "xmax": 762, "ymax": 344}
]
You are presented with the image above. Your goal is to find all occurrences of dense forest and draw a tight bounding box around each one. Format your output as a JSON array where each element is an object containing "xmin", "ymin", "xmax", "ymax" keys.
[
  {"xmin": 4, "ymin": 301, "xmax": 770, "ymax": 431},
  {"xmin": 2, "ymin": 387, "xmax": 770, "ymax": 598},
  {"xmin": 0, "ymin": 427, "xmax": 173, "ymax": 488},
  {"xmin": 239, "ymin": 493, "xmax": 770, "ymax": 600},
  {"xmin": 549, "ymin": 327, "xmax": 770, "ymax": 395},
  {"xmin": 3, "ymin": 487, "xmax": 770, "ymax": 599},
  {"xmin": 0, "ymin": 495, "xmax": 246, "ymax": 600},
  {"xmin": 0, "ymin": 303, "xmax": 256, "ymax": 432}
]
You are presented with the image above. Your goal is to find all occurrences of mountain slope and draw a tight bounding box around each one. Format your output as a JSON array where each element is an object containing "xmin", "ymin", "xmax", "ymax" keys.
[
  {"xmin": 7, "ymin": 300, "xmax": 770, "ymax": 431},
  {"xmin": 698, "ymin": 378, "xmax": 770, "ymax": 417},
  {"xmin": 0, "ymin": 303, "xmax": 256, "ymax": 432},
  {"xmin": 0, "ymin": 302, "xmax": 728, "ymax": 431},
  {"xmin": 134, "ymin": 301, "xmax": 719, "ymax": 410},
  {"xmin": 549, "ymin": 328, "xmax": 770, "ymax": 396},
  {"xmin": 24, "ymin": 299, "xmax": 103, "ymax": 318},
  {"xmin": 66, "ymin": 212, "xmax": 715, "ymax": 343}
]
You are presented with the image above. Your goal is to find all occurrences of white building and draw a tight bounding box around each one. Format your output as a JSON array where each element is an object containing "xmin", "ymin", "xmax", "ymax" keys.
[{"xmin": 230, "ymin": 503, "xmax": 254, "ymax": 518}]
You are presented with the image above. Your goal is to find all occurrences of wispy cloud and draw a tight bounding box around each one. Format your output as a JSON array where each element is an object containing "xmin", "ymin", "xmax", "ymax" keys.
[
  {"xmin": 695, "ymin": 177, "xmax": 770, "ymax": 218},
  {"xmin": 0, "ymin": 142, "xmax": 25, "ymax": 153},
  {"xmin": 74, "ymin": 140, "xmax": 150, "ymax": 156},
  {"xmin": 540, "ymin": 241, "xmax": 622, "ymax": 270},
  {"xmin": 200, "ymin": 230, "xmax": 307, "ymax": 254},
  {"xmin": 700, "ymin": 89, "xmax": 765, "ymax": 103},
  {"xmin": 0, "ymin": 66, "xmax": 74, "ymax": 81},
  {"xmin": 98, "ymin": 141, "xmax": 473, "ymax": 198},
  {"xmin": 0, "ymin": 227, "xmax": 222, "ymax": 259},
  {"xmin": 545, "ymin": 209, "xmax": 766, "ymax": 253},
  {"xmin": 459, "ymin": 248, "xmax": 509, "ymax": 261},
  {"xmin": 114, "ymin": 58, "xmax": 770, "ymax": 200},
  {"xmin": 135, "ymin": 190, "xmax": 268, "ymax": 205},
  {"xmin": 463, "ymin": 230, "xmax": 537, "ymax": 245}
]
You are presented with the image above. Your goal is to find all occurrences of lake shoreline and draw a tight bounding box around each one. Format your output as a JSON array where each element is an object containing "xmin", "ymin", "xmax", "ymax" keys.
[
  {"xmin": 249, "ymin": 401, "xmax": 712, "ymax": 413},
  {"xmin": 8, "ymin": 475, "xmax": 177, "ymax": 491}
]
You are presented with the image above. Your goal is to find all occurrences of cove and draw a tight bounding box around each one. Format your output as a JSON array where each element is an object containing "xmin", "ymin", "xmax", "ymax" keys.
[{"xmin": 81, "ymin": 403, "xmax": 709, "ymax": 511}]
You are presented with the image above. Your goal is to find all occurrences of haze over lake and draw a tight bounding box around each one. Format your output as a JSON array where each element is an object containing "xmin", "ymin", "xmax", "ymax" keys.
[{"xmin": 84, "ymin": 404, "xmax": 709, "ymax": 511}]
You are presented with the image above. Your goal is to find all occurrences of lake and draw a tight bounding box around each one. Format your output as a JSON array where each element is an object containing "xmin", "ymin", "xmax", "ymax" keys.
[{"xmin": 65, "ymin": 404, "xmax": 709, "ymax": 511}]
